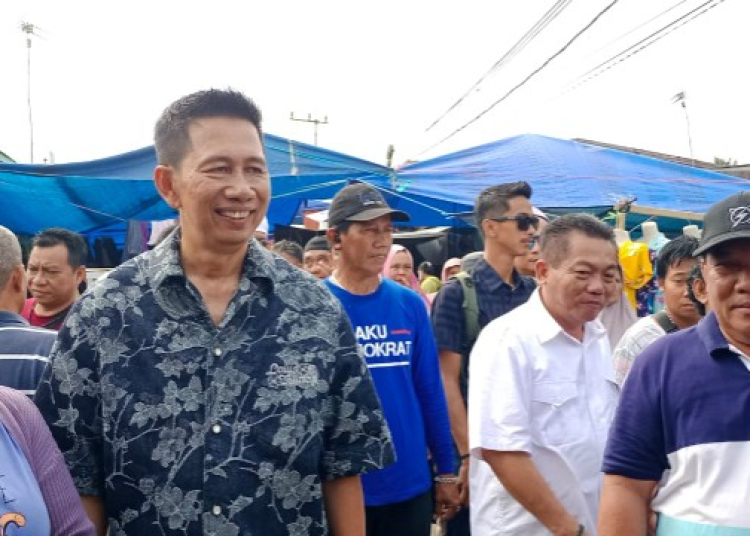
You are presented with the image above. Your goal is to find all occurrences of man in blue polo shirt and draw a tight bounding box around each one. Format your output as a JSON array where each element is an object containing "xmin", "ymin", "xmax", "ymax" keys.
[
  {"xmin": 599, "ymin": 191, "xmax": 750, "ymax": 535},
  {"xmin": 0, "ymin": 226, "xmax": 56, "ymax": 396}
]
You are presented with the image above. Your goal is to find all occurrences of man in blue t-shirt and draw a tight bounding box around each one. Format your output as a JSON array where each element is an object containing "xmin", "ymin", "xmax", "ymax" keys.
[{"xmin": 324, "ymin": 182, "xmax": 459, "ymax": 536}]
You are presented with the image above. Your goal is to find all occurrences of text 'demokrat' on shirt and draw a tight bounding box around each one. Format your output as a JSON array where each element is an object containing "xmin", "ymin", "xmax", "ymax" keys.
[
  {"xmin": 325, "ymin": 278, "xmax": 454, "ymax": 507},
  {"xmin": 35, "ymin": 232, "xmax": 394, "ymax": 536},
  {"xmin": 469, "ymin": 290, "xmax": 618, "ymax": 536},
  {"xmin": 603, "ymin": 312, "xmax": 750, "ymax": 535}
]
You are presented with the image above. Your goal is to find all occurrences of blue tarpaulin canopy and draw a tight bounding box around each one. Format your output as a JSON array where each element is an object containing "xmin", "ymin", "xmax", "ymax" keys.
[
  {"xmin": 383, "ymin": 134, "xmax": 750, "ymax": 233},
  {"xmin": 0, "ymin": 134, "xmax": 390, "ymax": 235},
  {"xmin": 1, "ymin": 133, "xmax": 747, "ymax": 238}
]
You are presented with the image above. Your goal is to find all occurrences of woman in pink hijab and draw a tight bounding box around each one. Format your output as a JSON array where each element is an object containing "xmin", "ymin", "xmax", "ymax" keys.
[
  {"xmin": 441, "ymin": 257, "xmax": 462, "ymax": 282},
  {"xmin": 382, "ymin": 245, "xmax": 432, "ymax": 309}
]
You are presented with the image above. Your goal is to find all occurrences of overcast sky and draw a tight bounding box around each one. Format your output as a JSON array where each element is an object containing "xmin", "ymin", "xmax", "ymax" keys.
[{"xmin": 1, "ymin": 0, "xmax": 747, "ymax": 168}]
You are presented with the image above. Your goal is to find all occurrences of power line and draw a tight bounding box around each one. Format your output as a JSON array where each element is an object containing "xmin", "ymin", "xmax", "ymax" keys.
[
  {"xmin": 582, "ymin": 0, "xmax": 689, "ymax": 60},
  {"xmin": 563, "ymin": 0, "xmax": 725, "ymax": 93},
  {"xmin": 425, "ymin": 0, "xmax": 575, "ymax": 132},
  {"xmin": 419, "ymin": 0, "xmax": 621, "ymax": 156}
]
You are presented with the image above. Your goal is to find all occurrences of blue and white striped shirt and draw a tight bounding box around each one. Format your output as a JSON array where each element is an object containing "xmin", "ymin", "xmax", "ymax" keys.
[
  {"xmin": 603, "ymin": 311, "xmax": 750, "ymax": 535},
  {"xmin": 0, "ymin": 311, "xmax": 56, "ymax": 396}
]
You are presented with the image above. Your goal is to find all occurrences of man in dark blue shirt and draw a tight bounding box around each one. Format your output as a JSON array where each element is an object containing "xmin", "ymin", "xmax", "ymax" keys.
[
  {"xmin": 0, "ymin": 226, "xmax": 56, "ymax": 397},
  {"xmin": 600, "ymin": 191, "xmax": 750, "ymax": 535},
  {"xmin": 431, "ymin": 182, "xmax": 537, "ymax": 535},
  {"xmin": 35, "ymin": 89, "xmax": 393, "ymax": 536}
]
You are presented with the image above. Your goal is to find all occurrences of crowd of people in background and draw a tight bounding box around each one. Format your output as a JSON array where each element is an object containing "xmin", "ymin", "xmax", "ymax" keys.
[{"xmin": 0, "ymin": 88, "xmax": 748, "ymax": 536}]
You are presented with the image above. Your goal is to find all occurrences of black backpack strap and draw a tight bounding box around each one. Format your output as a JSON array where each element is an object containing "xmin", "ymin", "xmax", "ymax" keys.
[{"xmin": 651, "ymin": 310, "xmax": 680, "ymax": 334}]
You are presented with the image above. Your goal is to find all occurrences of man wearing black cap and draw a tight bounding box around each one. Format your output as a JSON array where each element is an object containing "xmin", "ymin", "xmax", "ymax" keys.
[
  {"xmin": 599, "ymin": 191, "xmax": 750, "ymax": 535},
  {"xmin": 324, "ymin": 182, "xmax": 460, "ymax": 536},
  {"xmin": 303, "ymin": 235, "xmax": 333, "ymax": 279}
]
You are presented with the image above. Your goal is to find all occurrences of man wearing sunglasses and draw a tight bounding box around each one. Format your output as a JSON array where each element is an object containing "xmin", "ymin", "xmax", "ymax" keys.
[{"xmin": 431, "ymin": 181, "xmax": 538, "ymax": 536}]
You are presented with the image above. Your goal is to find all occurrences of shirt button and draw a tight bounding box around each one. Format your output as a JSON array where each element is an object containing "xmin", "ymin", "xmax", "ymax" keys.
[
  {"xmin": 213, "ymin": 347, "xmax": 222, "ymax": 357},
  {"xmin": 212, "ymin": 505, "xmax": 222, "ymax": 516},
  {"xmin": 212, "ymin": 424, "xmax": 222, "ymax": 434}
]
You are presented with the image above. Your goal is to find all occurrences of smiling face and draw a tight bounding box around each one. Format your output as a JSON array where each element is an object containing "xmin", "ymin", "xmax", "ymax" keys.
[
  {"xmin": 537, "ymin": 231, "xmax": 619, "ymax": 338},
  {"xmin": 337, "ymin": 215, "xmax": 393, "ymax": 277},
  {"xmin": 703, "ymin": 239, "xmax": 750, "ymax": 350},
  {"xmin": 155, "ymin": 116, "xmax": 269, "ymax": 255}
]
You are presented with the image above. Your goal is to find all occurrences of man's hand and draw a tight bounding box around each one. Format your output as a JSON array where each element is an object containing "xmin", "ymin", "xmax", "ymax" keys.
[
  {"xmin": 483, "ymin": 450, "xmax": 583, "ymax": 536},
  {"xmin": 434, "ymin": 476, "xmax": 461, "ymax": 521},
  {"xmin": 456, "ymin": 459, "xmax": 470, "ymax": 506}
]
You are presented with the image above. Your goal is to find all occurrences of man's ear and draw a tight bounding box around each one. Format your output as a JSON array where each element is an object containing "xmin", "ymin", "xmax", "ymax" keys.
[
  {"xmin": 10, "ymin": 264, "xmax": 26, "ymax": 295},
  {"xmin": 481, "ymin": 218, "xmax": 494, "ymax": 239},
  {"xmin": 535, "ymin": 258, "xmax": 550, "ymax": 284},
  {"xmin": 154, "ymin": 165, "xmax": 182, "ymax": 209},
  {"xmin": 74, "ymin": 264, "xmax": 87, "ymax": 286}
]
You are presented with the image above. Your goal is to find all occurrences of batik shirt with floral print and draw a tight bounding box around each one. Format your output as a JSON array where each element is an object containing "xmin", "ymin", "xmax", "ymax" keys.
[{"xmin": 35, "ymin": 233, "xmax": 394, "ymax": 536}]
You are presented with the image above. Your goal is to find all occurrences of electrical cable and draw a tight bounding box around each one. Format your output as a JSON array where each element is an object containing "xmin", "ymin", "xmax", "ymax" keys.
[
  {"xmin": 425, "ymin": 0, "xmax": 575, "ymax": 132},
  {"xmin": 563, "ymin": 0, "xmax": 724, "ymax": 93},
  {"xmin": 583, "ymin": 0, "xmax": 689, "ymax": 60},
  {"xmin": 419, "ymin": 0, "xmax": 621, "ymax": 156}
]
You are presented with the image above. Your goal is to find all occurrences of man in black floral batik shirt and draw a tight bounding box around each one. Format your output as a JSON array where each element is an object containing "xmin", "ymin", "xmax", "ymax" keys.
[{"xmin": 35, "ymin": 89, "xmax": 394, "ymax": 536}]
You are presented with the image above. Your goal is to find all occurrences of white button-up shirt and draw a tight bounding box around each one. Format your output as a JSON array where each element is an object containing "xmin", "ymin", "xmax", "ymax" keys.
[{"xmin": 468, "ymin": 290, "xmax": 618, "ymax": 535}]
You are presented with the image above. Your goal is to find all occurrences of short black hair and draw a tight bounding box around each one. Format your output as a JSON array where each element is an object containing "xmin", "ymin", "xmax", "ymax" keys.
[
  {"xmin": 418, "ymin": 261, "xmax": 438, "ymax": 277},
  {"xmin": 33, "ymin": 228, "xmax": 88, "ymax": 268},
  {"xmin": 155, "ymin": 88, "xmax": 263, "ymax": 168},
  {"xmin": 539, "ymin": 213, "xmax": 615, "ymax": 268},
  {"xmin": 686, "ymin": 262, "xmax": 706, "ymax": 317},
  {"xmin": 474, "ymin": 181, "xmax": 532, "ymax": 235},
  {"xmin": 655, "ymin": 235, "xmax": 699, "ymax": 279},
  {"xmin": 305, "ymin": 235, "xmax": 330, "ymax": 252},
  {"xmin": 272, "ymin": 240, "xmax": 304, "ymax": 265}
]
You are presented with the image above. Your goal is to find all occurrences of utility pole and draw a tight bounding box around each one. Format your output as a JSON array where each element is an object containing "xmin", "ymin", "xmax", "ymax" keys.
[
  {"xmin": 671, "ymin": 91, "xmax": 694, "ymax": 166},
  {"xmin": 20, "ymin": 21, "xmax": 38, "ymax": 163},
  {"xmin": 290, "ymin": 112, "xmax": 328, "ymax": 146}
]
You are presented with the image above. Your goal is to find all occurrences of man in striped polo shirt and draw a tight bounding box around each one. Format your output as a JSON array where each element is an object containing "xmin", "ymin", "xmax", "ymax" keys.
[
  {"xmin": 600, "ymin": 191, "xmax": 750, "ymax": 535},
  {"xmin": 0, "ymin": 226, "xmax": 56, "ymax": 396}
]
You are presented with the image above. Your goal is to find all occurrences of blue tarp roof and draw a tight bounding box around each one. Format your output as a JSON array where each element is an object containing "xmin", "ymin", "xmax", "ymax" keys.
[
  {"xmin": 1, "ymin": 133, "xmax": 746, "ymax": 237},
  {"xmin": 394, "ymin": 134, "xmax": 749, "ymax": 218},
  {"xmin": 0, "ymin": 134, "xmax": 390, "ymax": 235}
]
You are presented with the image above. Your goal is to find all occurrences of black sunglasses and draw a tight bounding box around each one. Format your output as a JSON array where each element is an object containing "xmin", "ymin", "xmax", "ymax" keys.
[{"xmin": 487, "ymin": 214, "xmax": 540, "ymax": 231}]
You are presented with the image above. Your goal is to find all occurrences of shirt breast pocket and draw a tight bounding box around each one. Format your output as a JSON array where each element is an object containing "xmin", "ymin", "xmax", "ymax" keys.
[{"xmin": 531, "ymin": 380, "xmax": 580, "ymax": 446}]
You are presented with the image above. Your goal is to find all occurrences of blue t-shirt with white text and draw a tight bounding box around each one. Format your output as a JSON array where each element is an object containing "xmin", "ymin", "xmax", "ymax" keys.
[{"xmin": 325, "ymin": 278, "xmax": 454, "ymax": 506}]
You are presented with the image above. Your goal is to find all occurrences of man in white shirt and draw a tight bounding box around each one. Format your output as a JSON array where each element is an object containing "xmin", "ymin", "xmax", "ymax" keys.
[
  {"xmin": 469, "ymin": 213, "xmax": 620, "ymax": 535},
  {"xmin": 612, "ymin": 235, "xmax": 701, "ymax": 385}
]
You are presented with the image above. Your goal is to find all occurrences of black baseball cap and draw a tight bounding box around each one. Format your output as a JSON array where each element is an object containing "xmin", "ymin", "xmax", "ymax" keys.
[
  {"xmin": 694, "ymin": 191, "xmax": 750, "ymax": 256},
  {"xmin": 328, "ymin": 183, "xmax": 409, "ymax": 227}
]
